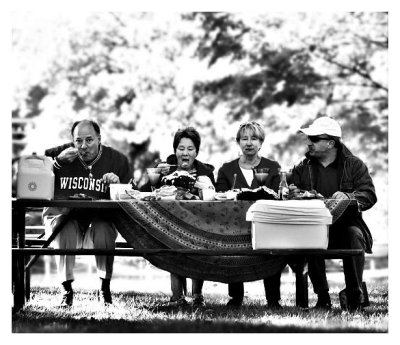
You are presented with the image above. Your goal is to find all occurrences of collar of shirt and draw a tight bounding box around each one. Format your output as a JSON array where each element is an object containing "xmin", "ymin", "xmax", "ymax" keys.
[{"xmin": 316, "ymin": 156, "xmax": 339, "ymax": 169}]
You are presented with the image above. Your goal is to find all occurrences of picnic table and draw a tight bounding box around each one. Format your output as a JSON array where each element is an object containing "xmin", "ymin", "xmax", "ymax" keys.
[{"xmin": 12, "ymin": 198, "xmax": 362, "ymax": 312}]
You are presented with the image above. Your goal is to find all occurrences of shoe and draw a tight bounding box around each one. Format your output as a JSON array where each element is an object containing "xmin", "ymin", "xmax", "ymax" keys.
[
  {"xmin": 226, "ymin": 298, "xmax": 242, "ymax": 308},
  {"xmin": 267, "ymin": 301, "xmax": 282, "ymax": 309},
  {"xmin": 339, "ymin": 288, "xmax": 366, "ymax": 312},
  {"xmin": 347, "ymin": 303, "xmax": 364, "ymax": 312},
  {"xmin": 314, "ymin": 293, "xmax": 332, "ymax": 310},
  {"xmin": 192, "ymin": 295, "xmax": 206, "ymax": 308},
  {"xmin": 314, "ymin": 300, "xmax": 332, "ymax": 310},
  {"xmin": 169, "ymin": 296, "xmax": 189, "ymax": 307},
  {"xmin": 98, "ymin": 289, "xmax": 112, "ymax": 305},
  {"xmin": 347, "ymin": 292, "xmax": 364, "ymax": 312},
  {"xmin": 61, "ymin": 290, "xmax": 73, "ymax": 307}
]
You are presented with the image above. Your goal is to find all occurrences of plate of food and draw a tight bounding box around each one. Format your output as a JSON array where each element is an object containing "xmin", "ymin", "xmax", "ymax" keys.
[
  {"xmin": 118, "ymin": 189, "xmax": 141, "ymax": 200},
  {"xmin": 161, "ymin": 170, "xmax": 196, "ymax": 189},
  {"xmin": 214, "ymin": 191, "xmax": 236, "ymax": 201},
  {"xmin": 236, "ymin": 186, "xmax": 278, "ymax": 201},
  {"xmin": 156, "ymin": 185, "xmax": 178, "ymax": 200},
  {"xmin": 118, "ymin": 190, "xmax": 151, "ymax": 200},
  {"xmin": 289, "ymin": 190, "xmax": 324, "ymax": 200}
]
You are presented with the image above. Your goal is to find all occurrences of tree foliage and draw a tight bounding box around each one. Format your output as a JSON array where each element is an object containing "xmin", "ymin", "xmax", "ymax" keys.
[
  {"xmin": 12, "ymin": 12, "xmax": 388, "ymax": 175},
  {"xmin": 185, "ymin": 12, "xmax": 388, "ymax": 172}
]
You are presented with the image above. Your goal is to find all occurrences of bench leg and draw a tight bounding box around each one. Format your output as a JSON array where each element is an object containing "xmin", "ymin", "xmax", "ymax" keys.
[
  {"xmin": 25, "ymin": 258, "xmax": 31, "ymax": 301},
  {"xmin": 295, "ymin": 260, "xmax": 309, "ymax": 308}
]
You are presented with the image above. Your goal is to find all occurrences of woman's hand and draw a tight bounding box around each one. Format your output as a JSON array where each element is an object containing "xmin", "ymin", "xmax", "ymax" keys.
[{"xmin": 157, "ymin": 163, "xmax": 172, "ymax": 176}]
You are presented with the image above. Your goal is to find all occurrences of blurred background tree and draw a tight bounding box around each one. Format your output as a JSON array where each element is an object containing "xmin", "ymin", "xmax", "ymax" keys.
[
  {"xmin": 12, "ymin": 12, "xmax": 388, "ymax": 241},
  {"xmin": 186, "ymin": 12, "xmax": 387, "ymax": 172}
]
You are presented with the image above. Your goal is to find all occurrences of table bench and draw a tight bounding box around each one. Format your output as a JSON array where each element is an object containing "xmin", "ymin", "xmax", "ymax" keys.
[{"xmin": 12, "ymin": 198, "xmax": 363, "ymax": 313}]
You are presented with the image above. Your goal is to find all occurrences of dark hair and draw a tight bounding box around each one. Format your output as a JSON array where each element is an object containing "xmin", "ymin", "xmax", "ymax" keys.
[
  {"xmin": 330, "ymin": 136, "xmax": 341, "ymax": 148},
  {"xmin": 320, "ymin": 135, "xmax": 341, "ymax": 148},
  {"xmin": 71, "ymin": 120, "xmax": 101, "ymax": 137},
  {"xmin": 173, "ymin": 127, "xmax": 201, "ymax": 153}
]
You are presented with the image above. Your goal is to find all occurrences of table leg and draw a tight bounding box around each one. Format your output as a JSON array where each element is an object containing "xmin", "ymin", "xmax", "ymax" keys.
[
  {"xmin": 24, "ymin": 213, "xmax": 72, "ymax": 271},
  {"xmin": 25, "ymin": 267, "xmax": 31, "ymax": 301},
  {"xmin": 12, "ymin": 205, "xmax": 26, "ymax": 312},
  {"xmin": 12, "ymin": 251, "xmax": 25, "ymax": 312}
]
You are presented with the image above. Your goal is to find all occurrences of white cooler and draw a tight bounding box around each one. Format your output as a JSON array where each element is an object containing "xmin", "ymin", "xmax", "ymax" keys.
[
  {"xmin": 251, "ymin": 222, "xmax": 329, "ymax": 249},
  {"xmin": 17, "ymin": 153, "xmax": 54, "ymax": 200},
  {"xmin": 247, "ymin": 199, "xmax": 332, "ymax": 249}
]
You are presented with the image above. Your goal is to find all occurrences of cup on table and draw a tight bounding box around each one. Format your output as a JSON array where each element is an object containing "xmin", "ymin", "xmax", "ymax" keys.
[
  {"xmin": 109, "ymin": 183, "xmax": 133, "ymax": 200},
  {"xmin": 253, "ymin": 168, "xmax": 270, "ymax": 186},
  {"xmin": 146, "ymin": 168, "xmax": 163, "ymax": 192},
  {"xmin": 201, "ymin": 188, "xmax": 216, "ymax": 201}
]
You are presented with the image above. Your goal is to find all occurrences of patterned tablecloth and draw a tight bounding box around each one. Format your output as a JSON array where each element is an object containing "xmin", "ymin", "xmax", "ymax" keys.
[{"xmin": 110, "ymin": 199, "xmax": 354, "ymax": 283}]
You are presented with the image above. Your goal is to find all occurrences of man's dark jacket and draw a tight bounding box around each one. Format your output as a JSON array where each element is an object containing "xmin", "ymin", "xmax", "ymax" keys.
[{"xmin": 290, "ymin": 143, "xmax": 377, "ymax": 253}]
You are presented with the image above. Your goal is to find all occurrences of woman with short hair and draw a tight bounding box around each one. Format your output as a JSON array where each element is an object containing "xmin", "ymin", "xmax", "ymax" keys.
[
  {"xmin": 149, "ymin": 127, "xmax": 215, "ymax": 308},
  {"xmin": 216, "ymin": 121, "xmax": 283, "ymax": 308}
]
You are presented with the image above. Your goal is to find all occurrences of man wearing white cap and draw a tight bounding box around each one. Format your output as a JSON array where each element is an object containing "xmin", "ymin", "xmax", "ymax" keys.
[{"xmin": 289, "ymin": 116, "xmax": 377, "ymax": 311}]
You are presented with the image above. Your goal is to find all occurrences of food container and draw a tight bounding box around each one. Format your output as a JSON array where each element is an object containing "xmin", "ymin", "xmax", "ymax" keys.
[
  {"xmin": 200, "ymin": 187, "xmax": 216, "ymax": 201},
  {"xmin": 251, "ymin": 222, "xmax": 329, "ymax": 249},
  {"xmin": 109, "ymin": 183, "xmax": 134, "ymax": 200},
  {"xmin": 247, "ymin": 200, "xmax": 332, "ymax": 249},
  {"xmin": 214, "ymin": 190, "xmax": 237, "ymax": 201},
  {"xmin": 17, "ymin": 153, "xmax": 55, "ymax": 200}
]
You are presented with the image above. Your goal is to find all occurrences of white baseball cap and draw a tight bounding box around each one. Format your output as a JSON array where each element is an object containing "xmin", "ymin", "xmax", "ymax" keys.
[{"xmin": 299, "ymin": 116, "xmax": 342, "ymax": 138}]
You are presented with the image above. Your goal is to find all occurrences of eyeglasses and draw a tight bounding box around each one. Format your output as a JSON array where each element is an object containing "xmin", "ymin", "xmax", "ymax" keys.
[{"xmin": 308, "ymin": 136, "xmax": 332, "ymax": 143}]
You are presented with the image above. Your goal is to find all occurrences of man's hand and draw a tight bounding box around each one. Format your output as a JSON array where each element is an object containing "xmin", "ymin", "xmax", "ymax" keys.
[
  {"xmin": 102, "ymin": 173, "xmax": 120, "ymax": 184},
  {"xmin": 57, "ymin": 147, "xmax": 79, "ymax": 164},
  {"xmin": 331, "ymin": 191, "xmax": 349, "ymax": 200},
  {"xmin": 288, "ymin": 184, "xmax": 302, "ymax": 199}
]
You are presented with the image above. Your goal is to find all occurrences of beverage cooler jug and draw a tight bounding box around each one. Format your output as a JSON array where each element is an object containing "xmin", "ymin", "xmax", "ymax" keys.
[{"xmin": 16, "ymin": 153, "xmax": 54, "ymax": 200}]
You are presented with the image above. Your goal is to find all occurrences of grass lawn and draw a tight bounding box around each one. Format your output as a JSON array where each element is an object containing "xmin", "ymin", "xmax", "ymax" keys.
[{"xmin": 12, "ymin": 263, "xmax": 388, "ymax": 333}]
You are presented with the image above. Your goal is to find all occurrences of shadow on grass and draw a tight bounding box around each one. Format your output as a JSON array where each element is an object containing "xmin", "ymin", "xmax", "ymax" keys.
[
  {"xmin": 12, "ymin": 287, "xmax": 388, "ymax": 333},
  {"xmin": 12, "ymin": 318, "xmax": 386, "ymax": 333}
]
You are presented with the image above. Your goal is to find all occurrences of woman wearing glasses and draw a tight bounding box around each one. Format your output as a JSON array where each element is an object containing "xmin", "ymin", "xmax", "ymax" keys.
[{"xmin": 215, "ymin": 121, "xmax": 283, "ymax": 308}]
